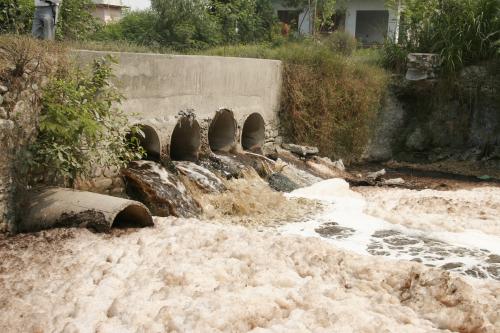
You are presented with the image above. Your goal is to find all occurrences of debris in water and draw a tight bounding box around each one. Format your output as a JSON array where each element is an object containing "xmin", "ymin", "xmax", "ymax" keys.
[
  {"xmin": 367, "ymin": 168, "xmax": 386, "ymax": 180},
  {"xmin": 281, "ymin": 143, "xmax": 319, "ymax": 157},
  {"xmin": 267, "ymin": 172, "xmax": 299, "ymax": 192},
  {"xmin": 174, "ymin": 161, "xmax": 226, "ymax": 193},
  {"xmin": 199, "ymin": 153, "xmax": 243, "ymax": 179},
  {"xmin": 382, "ymin": 178, "xmax": 406, "ymax": 186},
  {"xmin": 122, "ymin": 161, "xmax": 202, "ymax": 217}
]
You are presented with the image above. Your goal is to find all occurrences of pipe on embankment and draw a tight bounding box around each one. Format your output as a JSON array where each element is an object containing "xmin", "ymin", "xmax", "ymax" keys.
[{"xmin": 19, "ymin": 188, "xmax": 154, "ymax": 233}]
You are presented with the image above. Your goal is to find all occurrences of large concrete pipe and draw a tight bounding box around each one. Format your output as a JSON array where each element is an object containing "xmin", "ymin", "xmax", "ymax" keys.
[
  {"xmin": 208, "ymin": 109, "xmax": 237, "ymax": 152},
  {"xmin": 241, "ymin": 113, "xmax": 266, "ymax": 150},
  {"xmin": 170, "ymin": 117, "xmax": 201, "ymax": 162},
  {"xmin": 133, "ymin": 124, "xmax": 162, "ymax": 160},
  {"xmin": 19, "ymin": 188, "xmax": 154, "ymax": 233}
]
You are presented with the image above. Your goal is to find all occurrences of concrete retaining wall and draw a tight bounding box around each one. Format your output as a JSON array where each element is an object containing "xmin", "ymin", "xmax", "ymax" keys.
[{"xmin": 74, "ymin": 51, "xmax": 283, "ymax": 156}]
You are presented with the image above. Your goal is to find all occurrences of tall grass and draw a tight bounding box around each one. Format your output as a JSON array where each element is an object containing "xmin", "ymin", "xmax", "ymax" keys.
[{"xmin": 200, "ymin": 42, "xmax": 388, "ymax": 162}]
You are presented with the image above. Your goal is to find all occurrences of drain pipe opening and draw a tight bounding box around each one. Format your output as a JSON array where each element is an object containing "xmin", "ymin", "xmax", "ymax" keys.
[
  {"xmin": 208, "ymin": 109, "xmax": 237, "ymax": 152},
  {"xmin": 170, "ymin": 117, "xmax": 201, "ymax": 162},
  {"xmin": 112, "ymin": 204, "xmax": 154, "ymax": 229},
  {"xmin": 241, "ymin": 113, "xmax": 266, "ymax": 150},
  {"xmin": 130, "ymin": 125, "xmax": 162, "ymax": 161}
]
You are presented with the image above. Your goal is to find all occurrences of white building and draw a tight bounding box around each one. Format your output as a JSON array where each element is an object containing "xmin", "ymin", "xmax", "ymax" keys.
[
  {"xmin": 273, "ymin": 0, "xmax": 401, "ymax": 44},
  {"xmin": 91, "ymin": 0, "xmax": 129, "ymax": 24}
]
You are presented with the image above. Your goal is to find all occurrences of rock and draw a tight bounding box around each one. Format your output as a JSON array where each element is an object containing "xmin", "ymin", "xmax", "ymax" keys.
[
  {"xmin": 281, "ymin": 143, "xmax": 319, "ymax": 157},
  {"xmin": 104, "ymin": 166, "xmax": 119, "ymax": 178},
  {"xmin": 0, "ymin": 94, "xmax": 3, "ymax": 106},
  {"xmin": 406, "ymin": 53, "xmax": 441, "ymax": 81},
  {"xmin": 367, "ymin": 169, "xmax": 386, "ymax": 180},
  {"xmin": 0, "ymin": 85, "xmax": 7, "ymax": 93},
  {"xmin": 406, "ymin": 128, "xmax": 428, "ymax": 151},
  {"xmin": 382, "ymin": 178, "xmax": 405, "ymax": 186},
  {"xmin": 262, "ymin": 142, "xmax": 278, "ymax": 159},
  {"xmin": 332, "ymin": 159, "xmax": 345, "ymax": 171},
  {"xmin": 267, "ymin": 173, "xmax": 299, "ymax": 193},
  {"xmin": 0, "ymin": 119, "xmax": 14, "ymax": 131},
  {"xmin": 0, "ymin": 107, "xmax": 7, "ymax": 119},
  {"xmin": 92, "ymin": 177, "xmax": 113, "ymax": 191}
]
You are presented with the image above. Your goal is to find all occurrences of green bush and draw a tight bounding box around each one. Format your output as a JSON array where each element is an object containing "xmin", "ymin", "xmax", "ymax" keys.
[
  {"xmin": 323, "ymin": 31, "xmax": 358, "ymax": 56},
  {"xmin": 58, "ymin": 0, "xmax": 100, "ymax": 40},
  {"xmin": 0, "ymin": 0, "xmax": 34, "ymax": 34},
  {"xmin": 93, "ymin": 10, "xmax": 162, "ymax": 48},
  {"xmin": 0, "ymin": 0, "xmax": 99, "ymax": 40},
  {"xmin": 29, "ymin": 56, "xmax": 144, "ymax": 185},
  {"xmin": 389, "ymin": 0, "xmax": 500, "ymax": 72},
  {"xmin": 380, "ymin": 39, "xmax": 407, "ymax": 73}
]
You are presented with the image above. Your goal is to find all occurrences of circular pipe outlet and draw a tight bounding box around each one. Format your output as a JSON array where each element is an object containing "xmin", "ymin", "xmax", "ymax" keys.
[
  {"xmin": 131, "ymin": 124, "xmax": 162, "ymax": 161},
  {"xmin": 170, "ymin": 117, "xmax": 201, "ymax": 162},
  {"xmin": 241, "ymin": 113, "xmax": 266, "ymax": 150},
  {"xmin": 208, "ymin": 109, "xmax": 237, "ymax": 152}
]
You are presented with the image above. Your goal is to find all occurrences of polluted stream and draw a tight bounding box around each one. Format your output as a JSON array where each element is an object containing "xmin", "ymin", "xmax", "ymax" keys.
[{"xmin": 1, "ymin": 152, "xmax": 500, "ymax": 332}]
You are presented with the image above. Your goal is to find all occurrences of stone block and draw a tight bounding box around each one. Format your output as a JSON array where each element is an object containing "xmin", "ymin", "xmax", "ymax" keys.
[
  {"xmin": 92, "ymin": 177, "xmax": 113, "ymax": 191},
  {"xmin": 406, "ymin": 53, "xmax": 441, "ymax": 81},
  {"xmin": 281, "ymin": 143, "xmax": 319, "ymax": 157}
]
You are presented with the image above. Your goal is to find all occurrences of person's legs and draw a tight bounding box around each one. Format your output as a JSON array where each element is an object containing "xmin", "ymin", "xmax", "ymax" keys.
[
  {"xmin": 31, "ymin": 7, "xmax": 44, "ymax": 39},
  {"xmin": 32, "ymin": 7, "xmax": 55, "ymax": 40},
  {"xmin": 41, "ymin": 11, "xmax": 55, "ymax": 40}
]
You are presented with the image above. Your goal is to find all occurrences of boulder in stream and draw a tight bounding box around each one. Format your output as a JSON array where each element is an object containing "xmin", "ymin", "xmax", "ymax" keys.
[{"xmin": 123, "ymin": 161, "xmax": 202, "ymax": 217}]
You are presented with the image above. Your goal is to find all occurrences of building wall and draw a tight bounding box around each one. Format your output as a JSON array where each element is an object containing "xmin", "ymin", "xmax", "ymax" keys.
[
  {"xmin": 339, "ymin": 0, "xmax": 399, "ymax": 42},
  {"xmin": 272, "ymin": 0, "xmax": 400, "ymax": 41},
  {"xmin": 271, "ymin": 0, "xmax": 312, "ymax": 35},
  {"xmin": 90, "ymin": 6, "xmax": 124, "ymax": 23}
]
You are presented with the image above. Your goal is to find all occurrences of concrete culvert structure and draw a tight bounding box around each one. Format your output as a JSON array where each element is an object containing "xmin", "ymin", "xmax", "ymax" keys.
[
  {"xmin": 209, "ymin": 109, "xmax": 237, "ymax": 152},
  {"xmin": 134, "ymin": 125, "xmax": 161, "ymax": 160},
  {"xmin": 170, "ymin": 117, "xmax": 201, "ymax": 162},
  {"xmin": 20, "ymin": 188, "xmax": 154, "ymax": 233},
  {"xmin": 242, "ymin": 113, "xmax": 266, "ymax": 150},
  {"xmin": 112, "ymin": 204, "xmax": 154, "ymax": 229}
]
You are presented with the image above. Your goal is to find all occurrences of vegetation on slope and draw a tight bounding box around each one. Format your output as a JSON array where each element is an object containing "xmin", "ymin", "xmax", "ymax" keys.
[
  {"xmin": 202, "ymin": 38, "xmax": 388, "ymax": 162},
  {"xmin": 0, "ymin": 35, "xmax": 143, "ymax": 187},
  {"xmin": 383, "ymin": 0, "xmax": 500, "ymax": 72}
]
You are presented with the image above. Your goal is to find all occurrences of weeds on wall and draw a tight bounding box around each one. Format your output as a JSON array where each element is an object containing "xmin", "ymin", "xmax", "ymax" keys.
[
  {"xmin": 0, "ymin": 36, "xmax": 144, "ymax": 187},
  {"xmin": 202, "ymin": 41, "xmax": 388, "ymax": 162},
  {"xmin": 29, "ymin": 55, "xmax": 144, "ymax": 186}
]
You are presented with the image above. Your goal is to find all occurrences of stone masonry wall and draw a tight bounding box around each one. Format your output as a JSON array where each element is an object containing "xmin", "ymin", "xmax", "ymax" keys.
[{"xmin": 0, "ymin": 117, "xmax": 15, "ymax": 232}]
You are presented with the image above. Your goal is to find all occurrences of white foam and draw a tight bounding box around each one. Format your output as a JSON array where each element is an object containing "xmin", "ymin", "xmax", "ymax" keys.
[{"xmin": 281, "ymin": 179, "xmax": 500, "ymax": 278}]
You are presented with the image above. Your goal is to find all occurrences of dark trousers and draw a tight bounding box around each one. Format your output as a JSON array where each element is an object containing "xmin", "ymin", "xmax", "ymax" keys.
[{"xmin": 32, "ymin": 6, "xmax": 55, "ymax": 40}]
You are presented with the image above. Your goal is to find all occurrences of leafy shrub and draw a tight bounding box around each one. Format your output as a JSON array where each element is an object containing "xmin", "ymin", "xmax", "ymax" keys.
[
  {"xmin": 389, "ymin": 0, "xmax": 500, "ymax": 72},
  {"xmin": 94, "ymin": 10, "xmax": 161, "ymax": 48},
  {"xmin": 29, "ymin": 56, "xmax": 144, "ymax": 185},
  {"xmin": 380, "ymin": 39, "xmax": 407, "ymax": 73},
  {"xmin": 58, "ymin": 0, "xmax": 100, "ymax": 40},
  {"xmin": 323, "ymin": 31, "xmax": 358, "ymax": 56},
  {"xmin": 0, "ymin": 0, "xmax": 34, "ymax": 34}
]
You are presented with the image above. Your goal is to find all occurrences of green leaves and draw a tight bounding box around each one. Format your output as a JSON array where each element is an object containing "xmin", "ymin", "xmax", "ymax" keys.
[
  {"xmin": 31, "ymin": 55, "xmax": 144, "ymax": 186},
  {"xmin": 395, "ymin": 0, "xmax": 500, "ymax": 72},
  {"xmin": 0, "ymin": 0, "xmax": 34, "ymax": 34}
]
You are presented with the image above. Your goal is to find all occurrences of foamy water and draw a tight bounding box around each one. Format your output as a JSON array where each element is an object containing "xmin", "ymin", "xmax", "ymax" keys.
[
  {"xmin": 1, "ymin": 219, "xmax": 498, "ymax": 332},
  {"xmin": 281, "ymin": 179, "xmax": 500, "ymax": 281}
]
